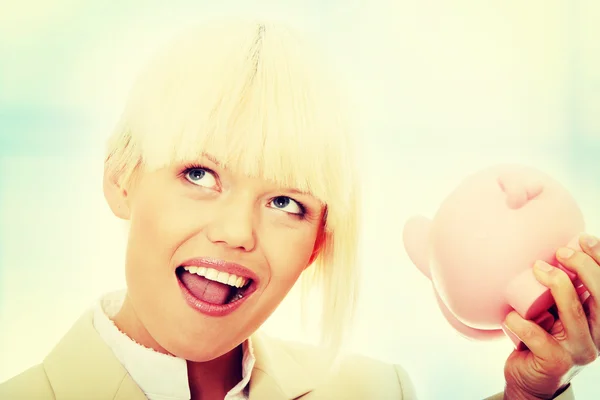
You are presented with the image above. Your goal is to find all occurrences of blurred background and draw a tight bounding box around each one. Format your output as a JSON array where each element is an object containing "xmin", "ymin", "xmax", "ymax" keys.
[{"xmin": 1, "ymin": 0, "xmax": 599, "ymax": 398}]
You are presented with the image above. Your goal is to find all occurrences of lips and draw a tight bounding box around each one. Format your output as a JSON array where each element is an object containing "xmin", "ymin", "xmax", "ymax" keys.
[{"xmin": 175, "ymin": 257, "xmax": 258, "ymax": 317}]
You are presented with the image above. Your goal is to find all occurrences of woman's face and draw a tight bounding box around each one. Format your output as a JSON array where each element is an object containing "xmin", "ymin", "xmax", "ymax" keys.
[{"xmin": 111, "ymin": 154, "xmax": 325, "ymax": 361}]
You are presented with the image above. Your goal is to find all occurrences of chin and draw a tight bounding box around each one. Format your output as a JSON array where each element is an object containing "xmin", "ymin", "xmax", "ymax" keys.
[
  {"xmin": 149, "ymin": 321, "xmax": 239, "ymax": 361},
  {"xmin": 167, "ymin": 340, "xmax": 239, "ymax": 362}
]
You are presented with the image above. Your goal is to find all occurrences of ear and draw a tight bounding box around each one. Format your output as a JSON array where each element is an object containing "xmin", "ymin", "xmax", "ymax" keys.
[
  {"xmin": 402, "ymin": 215, "xmax": 433, "ymax": 280},
  {"xmin": 103, "ymin": 168, "xmax": 131, "ymax": 220}
]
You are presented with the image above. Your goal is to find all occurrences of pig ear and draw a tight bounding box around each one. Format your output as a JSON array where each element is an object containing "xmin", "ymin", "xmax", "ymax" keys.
[{"xmin": 402, "ymin": 215, "xmax": 433, "ymax": 279}]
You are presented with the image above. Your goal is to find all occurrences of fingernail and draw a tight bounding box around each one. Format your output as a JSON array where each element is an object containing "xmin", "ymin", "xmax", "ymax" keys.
[
  {"xmin": 534, "ymin": 260, "xmax": 554, "ymax": 272},
  {"xmin": 582, "ymin": 234, "xmax": 598, "ymax": 248},
  {"xmin": 557, "ymin": 247, "xmax": 574, "ymax": 259}
]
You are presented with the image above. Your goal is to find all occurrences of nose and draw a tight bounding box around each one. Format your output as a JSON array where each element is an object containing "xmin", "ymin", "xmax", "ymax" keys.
[
  {"xmin": 497, "ymin": 172, "xmax": 544, "ymax": 209},
  {"xmin": 204, "ymin": 194, "xmax": 257, "ymax": 252}
]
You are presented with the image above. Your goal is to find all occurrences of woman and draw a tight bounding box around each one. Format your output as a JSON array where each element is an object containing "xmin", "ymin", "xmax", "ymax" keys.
[{"xmin": 1, "ymin": 18, "xmax": 598, "ymax": 400}]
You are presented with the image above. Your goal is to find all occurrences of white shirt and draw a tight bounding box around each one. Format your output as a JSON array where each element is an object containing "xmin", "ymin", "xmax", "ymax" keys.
[{"xmin": 92, "ymin": 290, "xmax": 255, "ymax": 400}]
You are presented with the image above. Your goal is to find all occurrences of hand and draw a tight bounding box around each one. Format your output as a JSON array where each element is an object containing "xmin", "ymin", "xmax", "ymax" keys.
[{"xmin": 502, "ymin": 233, "xmax": 600, "ymax": 399}]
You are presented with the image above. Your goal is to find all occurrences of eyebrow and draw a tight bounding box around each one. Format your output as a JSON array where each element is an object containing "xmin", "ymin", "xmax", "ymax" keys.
[
  {"xmin": 201, "ymin": 153, "xmax": 223, "ymax": 167},
  {"xmin": 286, "ymin": 189, "xmax": 326, "ymax": 207},
  {"xmin": 286, "ymin": 188, "xmax": 311, "ymax": 196},
  {"xmin": 198, "ymin": 153, "xmax": 323, "ymax": 203}
]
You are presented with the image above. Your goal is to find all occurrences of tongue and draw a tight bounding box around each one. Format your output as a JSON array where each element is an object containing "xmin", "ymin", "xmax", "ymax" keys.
[{"xmin": 180, "ymin": 271, "xmax": 232, "ymax": 305}]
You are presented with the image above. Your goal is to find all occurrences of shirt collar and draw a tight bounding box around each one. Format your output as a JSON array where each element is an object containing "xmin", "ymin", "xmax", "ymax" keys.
[{"xmin": 92, "ymin": 290, "xmax": 255, "ymax": 400}]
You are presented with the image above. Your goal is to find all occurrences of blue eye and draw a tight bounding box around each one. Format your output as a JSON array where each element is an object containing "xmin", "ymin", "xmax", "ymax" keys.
[
  {"xmin": 273, "ymin": 197, "xmax": 290, "ymax": 208},
  {"xmin": 188, "ymin": 169, "xmax": 205, "ymax": 180},
  {"xmin": 184, "ymin": 167, "xmax": 218, "ymax": 188},
  {"xmin": 269, "ymin": 196, "xmax": 304, "ymax": 215}
]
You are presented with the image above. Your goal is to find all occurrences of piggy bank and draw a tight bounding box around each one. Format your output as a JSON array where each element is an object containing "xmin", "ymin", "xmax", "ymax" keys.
[{"xmin": 403, "ymin": 164, "xmax": 588, "ymax": 350}]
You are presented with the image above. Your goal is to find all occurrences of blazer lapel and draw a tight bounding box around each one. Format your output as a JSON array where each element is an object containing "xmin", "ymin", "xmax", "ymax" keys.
[
  {"xmin": 40, "ymin": 310, "xmax": 326, "ymax": 400},
  {"xmin": 248, "ymin": 331, "xmax": 321, "ymax": 400},
  {"xmin": 248, "ymin": 369, "xmax": 289, "ymax": 400},
  {"xmin": 42, "ymin": 310, "xmax": 146, "ymax": 400},
  {"xmin": 114, "ymin": 375, "xmax": 149, "ymax": 400}
]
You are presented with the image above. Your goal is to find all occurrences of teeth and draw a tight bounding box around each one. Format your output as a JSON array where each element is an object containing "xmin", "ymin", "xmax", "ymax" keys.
[
  {"xmin": 216, "ymin": 272, "xmax": 229, "ymax": 284},
  {"xmin": 206, "ymin": 268, "xmax": 218, "ymax": 281},
  {"xmin": 227, "ymin": 275, "xmax": 237, "ymax": 286},
  {"xmin": 183, "ymin": 266, "xmax": 249, "ymax": 288}
]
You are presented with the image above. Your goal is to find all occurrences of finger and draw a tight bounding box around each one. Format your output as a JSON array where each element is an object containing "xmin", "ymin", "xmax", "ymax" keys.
[
  {"xmin": 557, "ymin": 243, "xmax": 600, "ymax": 303},
  {"xmin": 579, "ymin": 234, "xmax": 600, "ymax": 265},
  {"xmin": 533, "ymin": 261, "xmax": 596, "ymax": 363},
  {"xmin": 582, "ymin": 294, "xmax": 594, "ymax": 324},
  {"xmin": 582, "ymin": 287, "xmax": 600, "ymax": 352},
  {"xmin": 504, "ymin": 311, "xmax": 571, "ymax": 375},
  {"xmin": 574, "ymin": 236, "xmax": 600, "ymax": 350},
  {"xmin": 557, "ymin": 244, "xmax": 600, "ymax": 349}
]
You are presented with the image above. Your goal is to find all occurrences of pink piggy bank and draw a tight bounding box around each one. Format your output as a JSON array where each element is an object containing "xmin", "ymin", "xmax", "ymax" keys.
[{"xmin": 403, "ymin": 164, "xmax": 588, "ymax": 350}]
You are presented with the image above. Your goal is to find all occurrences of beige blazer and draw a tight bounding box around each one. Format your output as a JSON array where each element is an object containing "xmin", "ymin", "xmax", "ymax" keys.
[{"xmin": 0, "ymin": 311, "xmax": 575, "ymax": 399}]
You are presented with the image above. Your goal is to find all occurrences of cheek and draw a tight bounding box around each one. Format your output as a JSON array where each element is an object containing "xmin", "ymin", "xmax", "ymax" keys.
[
  {"xmin": 127, "ymin": 191, "xmax": 203, "ymax": 271},
  {"xmin": 263, "ymin": 227, "xmax": 318, "ymax": 283}
]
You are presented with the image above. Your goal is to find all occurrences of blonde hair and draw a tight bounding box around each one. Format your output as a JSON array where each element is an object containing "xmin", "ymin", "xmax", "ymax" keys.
[{"xmin": 105, "ymin": 18, "xmax": 361, "ymax": 354}]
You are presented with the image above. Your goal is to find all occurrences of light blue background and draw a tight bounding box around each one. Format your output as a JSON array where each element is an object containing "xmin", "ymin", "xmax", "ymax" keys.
[{"xmin": 1, "ymin": 1, "xmax": 599, "ymax": 399}]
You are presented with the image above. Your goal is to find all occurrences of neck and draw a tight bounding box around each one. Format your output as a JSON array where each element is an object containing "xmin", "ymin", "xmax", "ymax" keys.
[
  {"xmin": 112, "ymin": 294, "xmax": 245, "ymax": 399},
  {"xmin": 187, "ymin": 346, "xmax": 244, "ymax": 399}
]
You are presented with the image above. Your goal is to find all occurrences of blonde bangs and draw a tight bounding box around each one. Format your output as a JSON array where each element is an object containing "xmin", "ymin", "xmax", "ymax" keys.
[
  {"xmin": 106, "ymin": 18, "xmax": 361, "ymax": 353},
  {"xmin": 113, "ymin": 21, "xmax": 354, "ymax": 224}
]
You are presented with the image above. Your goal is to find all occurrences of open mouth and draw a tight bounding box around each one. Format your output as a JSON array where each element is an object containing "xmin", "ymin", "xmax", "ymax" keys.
[{"xmin": 176, "ymin": 265, "xmax": 255, "ymax": 306}]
